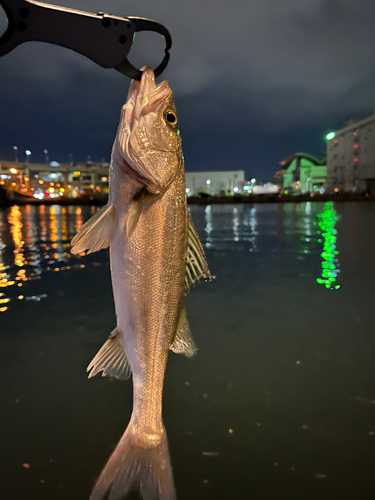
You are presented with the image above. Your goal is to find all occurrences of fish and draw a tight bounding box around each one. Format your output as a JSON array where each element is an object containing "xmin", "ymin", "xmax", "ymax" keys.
[{"xmin": 71, "ymin": 67, "xmax": 210, "ymax": 500}]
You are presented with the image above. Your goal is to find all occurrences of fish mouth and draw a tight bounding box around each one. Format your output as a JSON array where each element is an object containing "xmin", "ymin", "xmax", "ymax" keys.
[
  {"xmin": 134, "ymin": 66, "xmax": 172, "ymax": 108},
  {"xmin": 148, "ymin": 79, "xmax": 172, "ymax": 106},
  {"xmin": 115, "ymin": 67, "xmax": 173, "ymax": 187}
]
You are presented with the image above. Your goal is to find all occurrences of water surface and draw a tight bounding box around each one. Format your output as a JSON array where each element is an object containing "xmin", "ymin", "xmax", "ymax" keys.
[{"xmin": 1, "ymin": 201, "xmax": 375, "ymax": 500}]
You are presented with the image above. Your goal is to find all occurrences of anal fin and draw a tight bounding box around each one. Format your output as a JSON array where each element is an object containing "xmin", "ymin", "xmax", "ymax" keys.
[
  {"xmin": 87, "ymin": 329, "xmax": 131, "ymax": 380},
  {"xmin": 170, "ymin": 307, "xmax": 197, "ymax": 357}
]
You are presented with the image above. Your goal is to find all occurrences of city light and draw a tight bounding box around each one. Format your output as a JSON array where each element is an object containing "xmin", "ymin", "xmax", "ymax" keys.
[
  {"xmin": 186, "ymin": 188, "xmax": 190, "ymax": 194},
  {"xmin": 326, "ymin": 132, "xmax": 335, "ymax": 141},
  {"xmin": 50, "ymin": 161, "xmax": 59, "ymax": 167},
  {"xmin": 251, "ymin": 178, "xmax": 256, "ymax": 184},
  {"xmin": 316, "ymin": 202, "xmax": 340, "ymax": 290},
  {"xmin": 206, "ymin": 179, "xmax": 211, "ymax": 185},
  {"xmin": 233, "ymin": 187, "xmax": 239, "ymax": 192},
  {"xmin": 13, "ymin": 145, "xmax": 19, "ymax": 162},
  {"xmin": 73, "ymin": 171, "xmax": 81, "ymax": 176},
  {"xmin": 10, "ymin": 168, "xmax": 18, "ymax": 174}
]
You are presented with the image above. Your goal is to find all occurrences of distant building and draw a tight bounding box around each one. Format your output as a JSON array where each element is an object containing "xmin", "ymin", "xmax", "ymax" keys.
[
  {"xmin": 185, "ymin": 170, "xmax": 245, "ymax": 196},
  {"xmin": 0, "ymin": 160, "xmax": 109, "ymax": 198},
  {"xmin": 325, "ymin": 114, "xmax": 375, "ymax": 193},
  {"xmin": 277, "ymin": 153, "xmax": 327, "ymax": 193}
]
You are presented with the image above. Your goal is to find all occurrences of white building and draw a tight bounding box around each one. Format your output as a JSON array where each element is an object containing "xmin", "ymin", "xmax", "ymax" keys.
[
  {"xmin": 326, "ymin": 114, "xmax": 375, "ymax": 192},
  {"xmin": 185, "ymin": 170, "xmax": 245, "ymax": 196}
]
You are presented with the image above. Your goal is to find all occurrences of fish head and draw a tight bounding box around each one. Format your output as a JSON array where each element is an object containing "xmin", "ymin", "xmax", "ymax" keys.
[{"xmin": 115, "ymin": 67, "xmax": 182, "ymax": 193}]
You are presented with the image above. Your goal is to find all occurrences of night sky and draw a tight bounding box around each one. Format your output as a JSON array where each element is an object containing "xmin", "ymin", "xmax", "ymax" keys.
[{"xmin": 1, "ymin": 0, "xmax": 375, "ymax": 180}]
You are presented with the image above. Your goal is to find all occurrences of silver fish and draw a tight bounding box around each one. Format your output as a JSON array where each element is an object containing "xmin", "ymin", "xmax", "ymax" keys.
[{"xmin": 71, "ymin": 67, "xmax": 210, "ymax": 500}]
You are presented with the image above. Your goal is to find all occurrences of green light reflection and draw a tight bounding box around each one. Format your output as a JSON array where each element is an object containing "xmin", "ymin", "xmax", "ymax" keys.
[{"xmin": 315, "ymin": 202, "xmax": 341, "ymax": 290}]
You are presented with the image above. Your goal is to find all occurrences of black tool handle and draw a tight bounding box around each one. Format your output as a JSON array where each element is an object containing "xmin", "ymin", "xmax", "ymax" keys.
[{"xmin": 0, "ymin": 0, "xmax": 172, "ymax": 79}]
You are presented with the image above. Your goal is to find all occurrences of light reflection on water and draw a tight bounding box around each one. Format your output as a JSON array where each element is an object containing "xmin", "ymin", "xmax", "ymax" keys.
[
  {"xmin": 190, "ymin": 201, "xmax": 325, "ymax": 256},
  {"xmin": 0, "ymin": 204, "xmax": 101, "ymax": 312},
  {"xmin": 0, "ymin": 202, "xmax": 341, "ymax": 313}
]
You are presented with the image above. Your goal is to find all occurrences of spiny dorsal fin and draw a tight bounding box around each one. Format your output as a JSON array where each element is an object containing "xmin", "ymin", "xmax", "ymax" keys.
[
  {"xmin": 71, "ymin": 203, "xmax": 116, "ymax": 255},
  {"xmin": 87, "ymin": 329, "xmax": 131, "ymax": 381},
  {"xmin": 185, "ymin": 212, "xmax": 211, "ymax": 292},
  {"xmin": 170, "ymin": 307, "xmax": 197, "ymax": 357}
]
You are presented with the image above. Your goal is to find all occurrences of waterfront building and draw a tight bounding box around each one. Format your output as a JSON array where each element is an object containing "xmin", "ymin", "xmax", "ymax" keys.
[
  {"xmin": 325, "ymin": 114, "xmax": 375, "ymax": 193},
  {"xmin": 277, "ymin": 153, "xmax": 327, "ymax": 193},
  {"xmin": 185, "ymin": 170, "xmax": 245, "ymax": 196},
  {"xmin": 0, "ymin": 160, "xmax": 109, "ymax": 198}
]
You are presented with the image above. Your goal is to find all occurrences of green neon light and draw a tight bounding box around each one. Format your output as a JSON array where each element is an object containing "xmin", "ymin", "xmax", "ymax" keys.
[
  {"xmin": 326, "ymin": 132, "xmax": 335, "ymax": 141},
  {"xmin": 315, "ymin": 201, "xmax": 341, "ymax": 290}
]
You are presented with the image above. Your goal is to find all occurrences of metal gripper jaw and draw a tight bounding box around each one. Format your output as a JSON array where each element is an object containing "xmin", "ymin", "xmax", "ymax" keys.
[{"xmin": 0, "ymin": 0, "xmax": 172, "ymax": 80}]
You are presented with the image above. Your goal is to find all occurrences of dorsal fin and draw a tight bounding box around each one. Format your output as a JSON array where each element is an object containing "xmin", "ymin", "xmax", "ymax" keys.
[{"xmin": 185, "ymin": 212, "xmax": 211, "ymax": 292}]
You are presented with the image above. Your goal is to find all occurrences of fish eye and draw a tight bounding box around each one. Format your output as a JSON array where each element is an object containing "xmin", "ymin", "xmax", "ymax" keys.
[{"xmin": 165, "ymin": 111, "xmax": 178, "ymax": 126}]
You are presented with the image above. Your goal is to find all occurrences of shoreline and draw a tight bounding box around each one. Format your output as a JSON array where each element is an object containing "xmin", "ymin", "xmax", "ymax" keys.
[{"xmin": 1, "ymin": 193, "xmax": 375, "ymax": 207}]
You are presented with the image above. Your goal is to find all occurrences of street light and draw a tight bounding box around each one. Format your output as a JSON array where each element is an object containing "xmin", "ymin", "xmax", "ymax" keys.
[
  {"xmin": 25, "ymin": 150, "xmax": 32, "ymax": 163},
  {"xmin": 13, "ymin": 146, "xmax": 18, "ymax": 162},
  {"xmin": 43, "ymin": 149, "xmax": 49, "ymax": 164}
]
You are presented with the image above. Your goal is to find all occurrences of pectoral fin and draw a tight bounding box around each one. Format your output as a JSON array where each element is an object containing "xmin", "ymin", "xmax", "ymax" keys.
[
  {"xmin": 71, "ymin": 203, "xmax": 116, "ymax": 255},
  {"xmin": 185, "ymin": 212, "xmax": 211, "ymax": 292},
  {"xmin": 170, "ymin": 307, "xmax": 197, "ymax": 357}
]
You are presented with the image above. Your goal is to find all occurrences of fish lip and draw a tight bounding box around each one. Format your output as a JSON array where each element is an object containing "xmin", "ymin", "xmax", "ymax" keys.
[{"xmin": 148, "ymin": 80, "xmax": 172, "ymax": 107}]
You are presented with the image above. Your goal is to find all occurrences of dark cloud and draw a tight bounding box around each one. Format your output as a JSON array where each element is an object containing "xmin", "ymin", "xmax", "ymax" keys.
[{"xmin": 1, "ymin": 0, "xmax": 375, "ymax": 177}]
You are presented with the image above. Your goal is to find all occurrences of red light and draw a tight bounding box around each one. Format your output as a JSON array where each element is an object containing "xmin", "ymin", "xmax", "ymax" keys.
[
  {"xmin": 333, "ymin": 139, "xmax": 338, "ymax": 143},
  {"xmin": 354, "ymin": 144, "xmax": 358, "ymax": 148},
  {"xmin": 353, "ymin": 158, "xmax": 358, "ymax": 163},
  {"xmin": 353, "ymin": 132, "xmax": 357, "ymax": 136}
]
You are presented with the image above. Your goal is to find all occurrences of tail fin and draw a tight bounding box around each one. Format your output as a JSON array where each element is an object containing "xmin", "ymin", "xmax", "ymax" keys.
[{"xmin": 90, "ymin": 423, "xmax": 176, "ymax": 500}]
